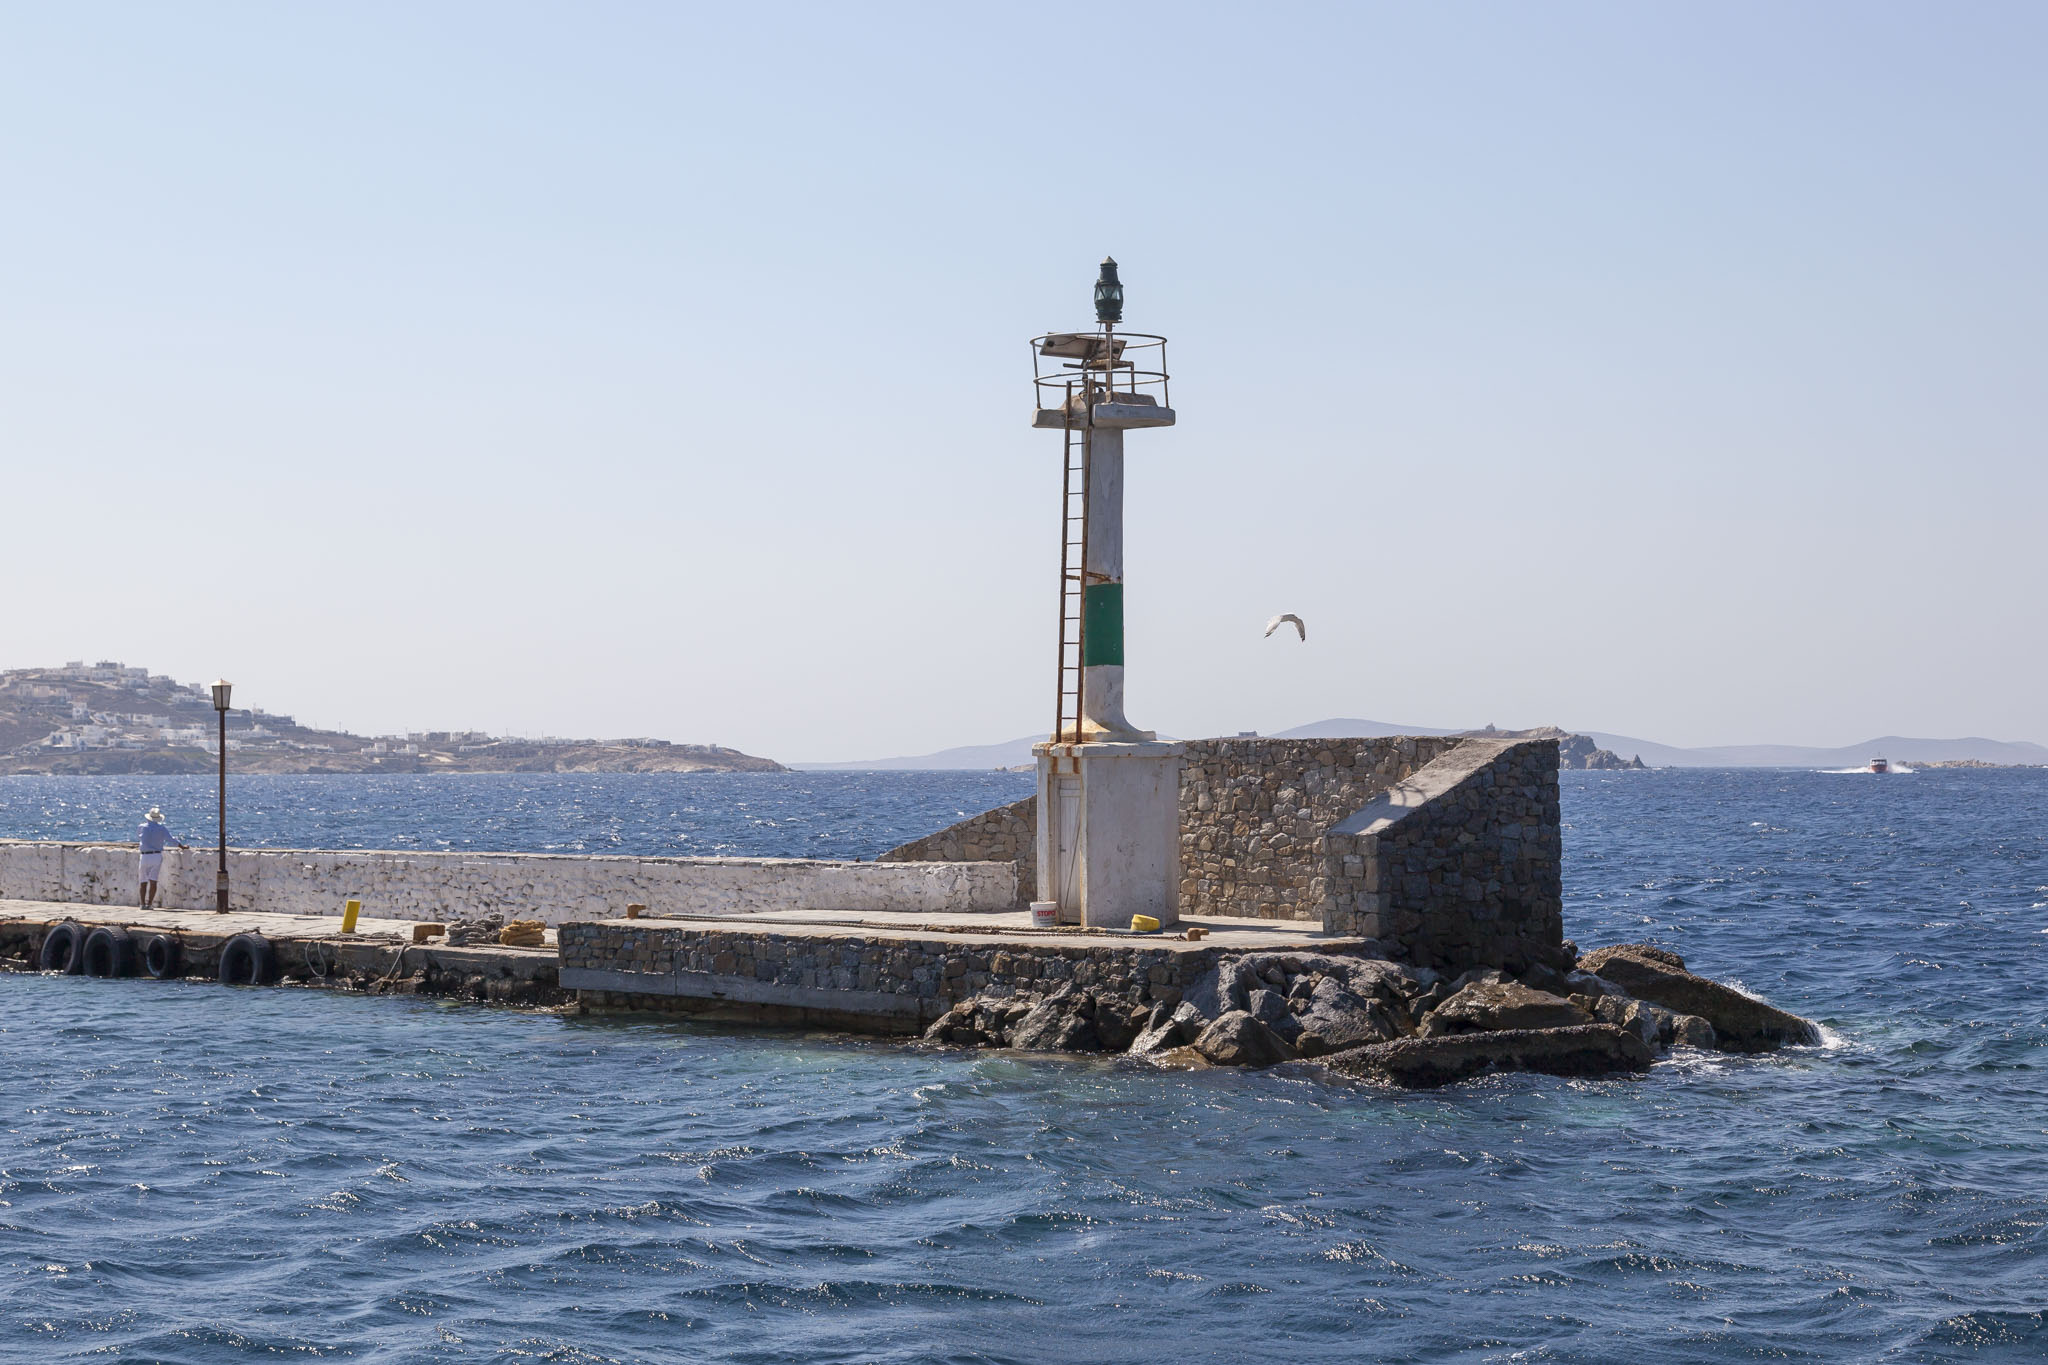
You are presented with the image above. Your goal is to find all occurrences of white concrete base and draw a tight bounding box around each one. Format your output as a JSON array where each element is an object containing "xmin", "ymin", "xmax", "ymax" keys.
[{"xmin": 1032, "ymin": 739, "xmax": 1183, "ymax": 930}]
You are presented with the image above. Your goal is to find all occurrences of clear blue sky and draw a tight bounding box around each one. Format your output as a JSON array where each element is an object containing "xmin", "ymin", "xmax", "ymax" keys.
[{"xmin": 3, "ymin": 3, "xmax": 2042, "ymax": 760}]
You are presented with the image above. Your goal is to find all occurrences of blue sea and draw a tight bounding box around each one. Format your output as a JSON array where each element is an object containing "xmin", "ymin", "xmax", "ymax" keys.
[
  {"xmin": 0, "ymin": 770, "xmax": 1039, "ymax": 860},
  {"xmin": 2, "ymin": 768, "xmax": 2045, "ymax": 1363}
]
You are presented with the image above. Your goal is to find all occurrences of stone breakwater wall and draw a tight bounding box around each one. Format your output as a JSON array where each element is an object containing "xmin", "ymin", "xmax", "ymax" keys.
[
  {"xmin": 0, "ymin": 841, "xmax": 1016, "ymax": 926},
  {"xmin": 874, "ymin": 739, "xmax": 1463, "ymax": 922},
  {"xmin": 1324, "ymin": 738, "xmax": 1563, "ymax": 973},
  {"xmin": 876, "ymin": 796, "xmax": 1036, "ymax": 905},
  {"xmin": 875, "ymin": 735, "xmax": 1563, "ymax": 973},
  {"xmin": 558, "ymin": 921, "xmax": 1257, "ymax": 1031},
  {"xmin": 1177, "ymin": 736, "xmax": 1463, "ymax": 922}
]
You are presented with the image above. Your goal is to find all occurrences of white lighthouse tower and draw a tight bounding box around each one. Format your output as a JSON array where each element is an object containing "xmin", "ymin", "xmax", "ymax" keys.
[{"xmin": 1029, "ymin": 259, "xmax": 1184, "ymax": 929}]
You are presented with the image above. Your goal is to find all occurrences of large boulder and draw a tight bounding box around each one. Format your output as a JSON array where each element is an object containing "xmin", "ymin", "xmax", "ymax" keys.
[
  {"xmin": 1321, "ymin": 1024, "xmax": 1655, "ymax": 1088},
  {"xmin": 1564, "ymin": 968, "xmax": 1626, "ymax": 999},
  {"xmin": 1130, "ymin": 1001, "xmax": 1205, "ymax": 1056},
  {"xmin": 1185, "ymin": 952, "xmax": 1421, "ymax": 1022},
  {"xmin": 1587, "ymin": 994, "xmax": 1657, "ymax": 1047},
  {"xmin": 1007, "ymin": 993, "xmax": 1103, "ymax": 1053},
  {"xmin": 1193, "ymin": 1010, "xmax": 1298, "ymax": 1067},
  {"xmin": 1093, "ymin": 1001, "xmax": 1152, "ymax": 1052},
  {"xmin": 923, "ymin": 1002, "xmax": 976, "ymax": 1044},
  {"xmin": 1419, "ymin": 980, "xmax": 1594, "ymax": 1037},
  {"xmin": 1248, "ymin": 988, "xmax": 1304, "ymax": 1045},
  {"xmin": 1293, "ymin": 977, "xmax": 1404, "ymax": 1058},
  {"xmin": 1670, "ymin": 1013, "xmax": 1717, "ymax": 1049},
  {"xmin": 924, "ymin": 997, "xmax": 1032, "ymax": 1047},
  {"xmin": 1596, "ymin": 942, "xmax": 1686, "ymax": 969},
  {"xmin": 1577, "ymin": 945, "xmax": 1819, "ymax": 1052}
]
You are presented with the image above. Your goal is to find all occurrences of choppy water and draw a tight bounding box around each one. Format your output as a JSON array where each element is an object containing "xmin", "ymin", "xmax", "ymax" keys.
[
  {"xmin": 4, "ymin": 769, "xmax": 2046, "ymax": 1362},
  {"xmin": 0, "ymin": 771, "xmax": 1038, "ymax": 859}
]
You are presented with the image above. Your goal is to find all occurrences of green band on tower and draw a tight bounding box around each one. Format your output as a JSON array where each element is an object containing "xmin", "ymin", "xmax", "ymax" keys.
[{"xmin": 1081, "ymin": 583, "xmax": 1124, "ymax": 667}]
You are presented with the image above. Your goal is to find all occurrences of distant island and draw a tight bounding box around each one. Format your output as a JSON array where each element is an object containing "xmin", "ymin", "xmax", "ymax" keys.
[
  {"xmin": 800, "ymin": 723, "xmax": 1646, "ymax": 771},
  {"xmin": 0, "ymin": 663, "xmax": 786, "ymax": 775},
  {"xmin": 1466, "ymin": 725, "xmax": 1645, "ymax": 771},
  {"xmin": 802, "ymin": 720, "xmax": 2048, "ymax": 772},
  {"xmin": 1899, "ymin": 758, "xmax": 2039, "ymax": 770}
]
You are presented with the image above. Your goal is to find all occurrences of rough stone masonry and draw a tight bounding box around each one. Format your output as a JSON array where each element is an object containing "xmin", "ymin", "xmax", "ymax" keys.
[
  {"xmin": 558, "ymin": 921, "xmax": 1242, "ymax": 1033},
  {"xmin": 1322, "ymin": 738, "xmax": 1563, "ymax": 974},
  {"xmin": 882, "ymin": 735, "xmax": 1563, "ymax": 975}
]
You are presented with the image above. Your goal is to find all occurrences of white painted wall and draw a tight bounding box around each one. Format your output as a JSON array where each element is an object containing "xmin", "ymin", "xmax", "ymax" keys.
[
  {"xmin": 0, "ymin": 841, "xmax": 1017, "ymax": 925},
  {"xmin": 1034, "ymin": 740, "xmax": 1182, "ymax": 929}
]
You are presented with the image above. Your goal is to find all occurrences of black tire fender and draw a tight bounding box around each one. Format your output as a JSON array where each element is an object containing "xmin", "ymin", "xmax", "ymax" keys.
[
  {"xmin": 218, "ymin": 933, "xmax": 278, "ymax": 986},
  {"xmin": 38, "ymin": 921, "xmax": 86, "ymax": 974},
  {"xmin": 143, "ymin": 934, "xmax": 184, "ymax": 980},
  {"xmin": 81, "ymin": 927, "xmax": 138, "ymax": 978}
]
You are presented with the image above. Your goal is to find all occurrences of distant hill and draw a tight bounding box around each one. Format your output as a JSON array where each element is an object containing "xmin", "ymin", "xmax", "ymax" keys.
[
  {"xmin": 797, "ymin": 722, "xmax": 1640, "ymax": 771},
  {"xmin": 1279, "ymin": 721, "xmax": 2047, "ymax": 769},
  {"xmin": 1275, "ymin": 721, "xmax": 1642, "ymax": 769},
  {"xmin": 0, "ymin": 663, "xmax": 786, "ymax": 775},
  {"xmin": 793, "ymin": 735, "xmax": 1051, "ymax": 771},
  {"xmin": 1269, "ymin": 718, "xmax": 1458, "ymax": 739},
  {"xmin": 1579, "ymin": 731, "xmax": 2048, "ymax": 769},
  {"xmin": 799, "ymin": 720, "xmax": 2048, "ymax": 771}
]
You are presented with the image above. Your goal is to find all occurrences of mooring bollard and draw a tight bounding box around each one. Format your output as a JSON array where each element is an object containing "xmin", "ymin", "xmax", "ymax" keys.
[
  {"xmin": 625, "ymin": 903, "xmax": 646, "ymax": 919},
  {"xmin": 341, "ymin": 899, "xmax": 361, "ymax": 934},
  {"xmin": 412, "ymin": 923, "xmax": 444, "ymax": 944}
]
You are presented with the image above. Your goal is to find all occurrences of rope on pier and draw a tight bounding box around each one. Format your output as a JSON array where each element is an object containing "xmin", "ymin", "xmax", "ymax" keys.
[{"xmin": 372, "ymin": 944, "xmax": 412, "ymax": 991}]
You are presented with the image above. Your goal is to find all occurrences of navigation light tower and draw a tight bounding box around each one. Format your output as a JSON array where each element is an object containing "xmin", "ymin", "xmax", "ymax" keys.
[{"xmin": 1028, "ymin": 260, "xmax": 1184, "ymax": 929}]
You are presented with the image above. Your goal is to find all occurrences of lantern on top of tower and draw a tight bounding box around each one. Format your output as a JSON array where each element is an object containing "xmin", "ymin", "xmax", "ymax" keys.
[{"xmin": 1093, "ymin": 257, "xmax": 1123, "ymax": 325}]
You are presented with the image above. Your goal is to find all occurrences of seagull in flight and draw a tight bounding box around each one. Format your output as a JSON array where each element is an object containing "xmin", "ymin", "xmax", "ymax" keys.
[{"xmin": 1264, "ymin": 613, "xmax": 1306, "ymax": 642}]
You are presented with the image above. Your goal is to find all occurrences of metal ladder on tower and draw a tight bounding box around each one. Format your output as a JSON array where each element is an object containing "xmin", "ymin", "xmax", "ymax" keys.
[{"xmin": 1053, "ymin": 397, "xmax": 1090, "ymax": 744}]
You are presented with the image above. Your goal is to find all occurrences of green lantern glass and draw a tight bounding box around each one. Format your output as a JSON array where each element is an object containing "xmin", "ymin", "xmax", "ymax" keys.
[{"xmin": 1093, "ymin": 257, "xmax": 1123, "ymax": 325}]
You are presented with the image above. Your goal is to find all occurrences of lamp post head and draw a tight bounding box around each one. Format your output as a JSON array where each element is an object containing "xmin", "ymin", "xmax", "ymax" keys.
[
  {"xmin": 211, "ymin": 679, "xmax": 233, "ymax": 713},
  {"xmin": 1093, "ymin": 257, "xmax": 1123, "ymax": 326}
]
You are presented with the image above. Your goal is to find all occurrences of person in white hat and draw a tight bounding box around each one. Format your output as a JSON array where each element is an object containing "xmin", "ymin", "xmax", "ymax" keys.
[{"xmin": 137, "ymin": 807, "xmax": 188, "ymax": 909}]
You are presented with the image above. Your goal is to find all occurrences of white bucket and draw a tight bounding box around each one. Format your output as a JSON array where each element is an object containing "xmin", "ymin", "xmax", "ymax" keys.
[{"xmin": 1029, "ymin": 901, "xmax": 1059, "ymax": 929}]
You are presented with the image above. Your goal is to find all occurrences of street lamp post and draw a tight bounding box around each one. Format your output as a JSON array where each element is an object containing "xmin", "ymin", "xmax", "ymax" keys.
[{"xmin": 211, "ymin": 679, "xmax": 232, "ymax": 913}]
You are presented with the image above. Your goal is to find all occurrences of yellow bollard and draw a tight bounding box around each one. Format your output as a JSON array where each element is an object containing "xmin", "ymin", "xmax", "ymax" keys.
[
  {"xmin": 1130, "ymin": 914, "xmax": 1161, "ymax": 933},
  {"xmin": 340, "ymin": 899, "xmax": 361, "ymax": 934}
]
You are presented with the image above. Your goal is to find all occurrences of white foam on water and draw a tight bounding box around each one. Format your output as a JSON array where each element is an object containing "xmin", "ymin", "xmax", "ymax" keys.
[
  {"xmin": 1821, "ymin": 765, "xmax": 1916, "ymax": 775},
  {"xmin": 1718, "ymin": 977, "xmax": 1845, "ymax": 1050}
]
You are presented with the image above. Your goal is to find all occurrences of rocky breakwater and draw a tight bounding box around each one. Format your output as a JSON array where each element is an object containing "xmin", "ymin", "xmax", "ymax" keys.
[{"xmin": 923, "ymin": 941, "xmax": 1819, "ymax": 1088}]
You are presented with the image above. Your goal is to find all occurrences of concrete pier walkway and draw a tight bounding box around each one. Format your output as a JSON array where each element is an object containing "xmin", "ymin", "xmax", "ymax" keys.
[
  {"xmin": 0, "ymin": 897, "xmax": 480, "ymax": 945},
  {"xmin": 0, "ymin": 898, "xmax": 562, "ymax": 1002},
  {"xmin": 558, "ymin": 909, "xmax": 1360, "ymax": 1033},
  {"xmin": 2, "ymin": 897, "xmax": 1354, "ymax": 1033}
]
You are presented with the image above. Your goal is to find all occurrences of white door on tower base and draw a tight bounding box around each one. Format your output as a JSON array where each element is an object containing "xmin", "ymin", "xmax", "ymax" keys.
[{"xmin": 1052, "ymin": 775, "xmax": 1081, "ymax": 924}]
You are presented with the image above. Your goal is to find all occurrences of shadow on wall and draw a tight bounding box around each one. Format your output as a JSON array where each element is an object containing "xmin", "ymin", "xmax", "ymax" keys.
[{"xmin": 877, "ymin": 796, "xmax": 1036, "ymax": 905}]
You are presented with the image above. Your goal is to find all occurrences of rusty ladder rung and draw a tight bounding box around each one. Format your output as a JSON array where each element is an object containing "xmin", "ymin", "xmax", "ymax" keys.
[{"xmin": 1052, "ymin": 403, "xmax": 1090, "ymax": 748}]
